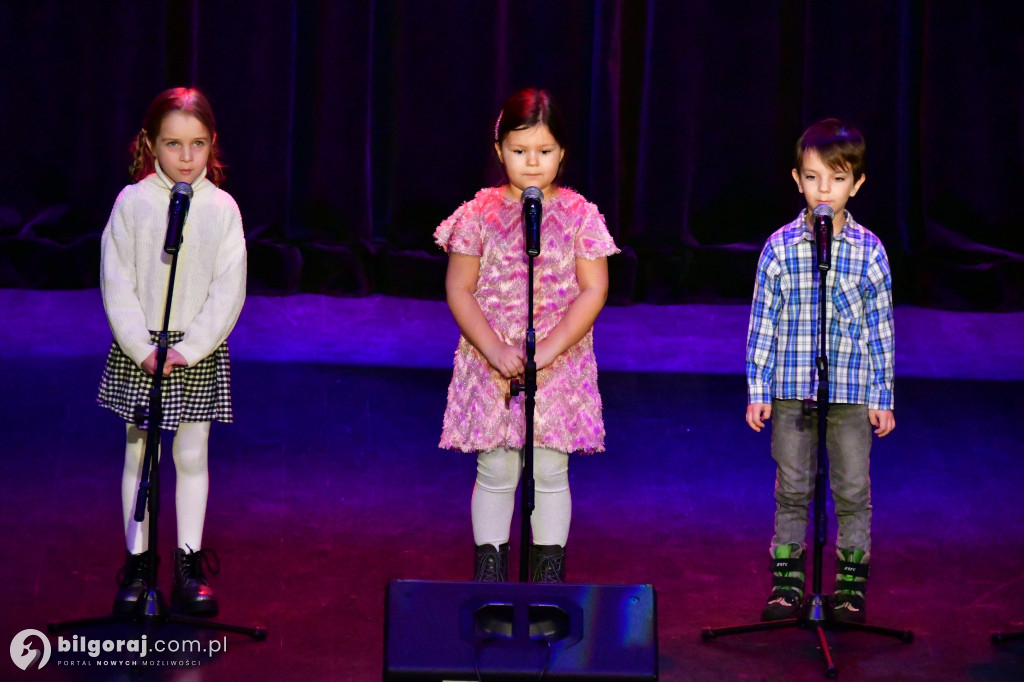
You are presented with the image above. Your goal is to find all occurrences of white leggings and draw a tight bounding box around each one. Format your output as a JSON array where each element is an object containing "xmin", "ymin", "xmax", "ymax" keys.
[
  {"xmin": 121, "ymin": 422, "xmax": 210, "ymax": 554},
  {"xmin": 472, "ymin": 447, "xmax": 571, "ymax": 548}
]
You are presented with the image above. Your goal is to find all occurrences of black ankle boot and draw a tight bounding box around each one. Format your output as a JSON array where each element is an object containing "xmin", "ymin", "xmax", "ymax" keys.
[
  {"xmin": 529, "ymin": 544, "xmax": 566, "ymax": 583},
  {"xmin": 113, "ymin": 551, "xmax": 151, "ymax": 615},
  {"xmin": 474, "ymin": 543, "xmax": 509, "ymax": 582},
  {"xmin": 172, "ymin": 547, "xmax": 219, "ymax": 616}
]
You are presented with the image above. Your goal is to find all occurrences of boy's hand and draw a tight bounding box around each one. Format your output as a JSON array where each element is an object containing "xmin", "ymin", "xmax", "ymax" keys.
[
  {"xmin": 746, "ymin": 403, "xmax": 772, "ymax": 432},
  {"xmin": 869, "ymin": 409, "xmax": 895, "ymax": 437}
]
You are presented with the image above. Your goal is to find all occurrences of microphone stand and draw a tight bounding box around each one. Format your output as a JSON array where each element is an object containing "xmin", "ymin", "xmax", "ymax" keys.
[
  {"xmin": 701, "ymin": 219, "xmax": 911, "ymax": 678},
  {"xmin": 509, "ymin": 248, "xmax": 537, "ymax": 582},
  {"xmin": 49, "ymin": 204, "xmax": 264, "ymax": 647}
]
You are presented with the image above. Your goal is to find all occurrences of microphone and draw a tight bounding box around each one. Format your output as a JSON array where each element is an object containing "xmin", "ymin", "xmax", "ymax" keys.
[
  {"xmin": 812, "ymin": 204, "xmax": 834, "ymax": 272},
  {"xmin": 164, "ymin": 182, "xmax": 193, "ymax": 254},
  {"xmin": 522, "ymin": 186, "xmax": 543, "ymax": 257}
]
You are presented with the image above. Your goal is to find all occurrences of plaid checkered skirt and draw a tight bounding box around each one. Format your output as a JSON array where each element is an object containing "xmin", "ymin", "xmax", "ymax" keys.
[{"xmin": 97, "ymin": 331, "xmax": 233, "ymax": 431}]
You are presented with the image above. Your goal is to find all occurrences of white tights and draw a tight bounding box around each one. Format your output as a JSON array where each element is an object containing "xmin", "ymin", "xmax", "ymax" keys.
[
  {"xmin": 121, "ymin": 422, "xmax": 210, "ymax": 554},
  {"xmin": 471, "ymin": 447, "xmax": 571, "ymax": 548}
]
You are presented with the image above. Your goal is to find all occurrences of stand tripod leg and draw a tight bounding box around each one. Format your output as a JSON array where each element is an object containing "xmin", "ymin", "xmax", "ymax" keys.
[
  {"xmin": 49, "ymin": 587, "xmax": 266, "ymax": 641},
  {"xmin": 50, "ymin": 616, "xmax": 264, "ymax": 641},
  {"xmin": 834, "ymin": 620, "xmax": 914, "ymax": 642},
  {"xmin": 991, "ymin": 631, "xmax": 1024, "ymax": 645},
  {"xmin": 168, "ymin": 614, "xmax": 267, "ymax": 639},
  {"xmin": 701, "ymin": 617, "xmax": 798, "ymax": 640},
  {"xmin": 811, "ymin": 623, "xmax": 837, "ymax": 679},
  {"xmin": 50, "ymin": 616, "xmax": 265, "ymax": 640}
]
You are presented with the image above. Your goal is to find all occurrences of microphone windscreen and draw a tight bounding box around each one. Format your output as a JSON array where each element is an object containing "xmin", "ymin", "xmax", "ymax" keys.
[
  {"xmin": 171, "ymin": 182, "xmax": 194, "ymax": 201},
  {"xmin": 812, "ymin": 204, "xmax": 834, "ymax": 220},
  {"xmin": 522, "ymin": 186, "xmax": 543, "ymax": 203}
]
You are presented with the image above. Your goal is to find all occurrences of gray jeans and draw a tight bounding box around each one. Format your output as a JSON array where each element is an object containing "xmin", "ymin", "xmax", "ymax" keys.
[{"xmin": 770, "ymin": 400, "xmax": 872, "ymax": 553}]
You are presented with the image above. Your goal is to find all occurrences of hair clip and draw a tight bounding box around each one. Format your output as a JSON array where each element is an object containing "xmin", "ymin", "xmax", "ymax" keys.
[{"xmin": 494, "ymin": 111, "xmax": 503, "ymax": 142}]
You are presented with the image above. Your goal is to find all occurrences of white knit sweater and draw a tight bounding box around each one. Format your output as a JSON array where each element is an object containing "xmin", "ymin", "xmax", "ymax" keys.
[{"xmin": 100, "ymin": 163, "xmax": 247, "ymax": 367}]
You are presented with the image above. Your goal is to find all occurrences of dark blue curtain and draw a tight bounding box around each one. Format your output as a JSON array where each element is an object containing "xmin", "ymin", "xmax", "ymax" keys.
[{"xmin": 2, "ymin": 1, "xmax": 1022, "ymax": 309}]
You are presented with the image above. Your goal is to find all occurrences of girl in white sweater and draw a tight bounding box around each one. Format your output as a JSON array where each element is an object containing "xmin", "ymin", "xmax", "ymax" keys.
[{"xmin": 98, "ymin": 88, "xmax": 246, "ymax": 616}]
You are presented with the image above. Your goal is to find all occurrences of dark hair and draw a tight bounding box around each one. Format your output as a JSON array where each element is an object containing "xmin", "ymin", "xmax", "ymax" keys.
[
  {"xmin": 795, "ymin": 118, "xmax": 865, "ymax": 181},
  {"xmin": 495, "ymin": 88, "xmax": 568, "ymax": 150},
  {"xmin": 129, "ymin": 87, "xmax": 225, "ymax": 185}
]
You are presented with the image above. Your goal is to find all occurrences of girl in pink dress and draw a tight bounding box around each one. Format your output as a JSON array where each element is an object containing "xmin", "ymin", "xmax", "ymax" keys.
[{"xmin": 434, "ymin": 89, "xmax": 618, "ymax": 583}]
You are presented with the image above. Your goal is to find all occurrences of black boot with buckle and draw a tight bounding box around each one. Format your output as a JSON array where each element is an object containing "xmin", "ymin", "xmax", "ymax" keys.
[
  {"xmin": 113, "ymin": 551, "xmax": 151, "ymax": 615},
  {"xmin": 529, "ymin": 544, "xmax": 566, "ymax": 584},
  {"xmin": 474, "ymin": 543, "xmax": 510, "ymax": 582},
  {"xmin": 172, "ymin": 546, "xmax": 219, "ymax": 616}
]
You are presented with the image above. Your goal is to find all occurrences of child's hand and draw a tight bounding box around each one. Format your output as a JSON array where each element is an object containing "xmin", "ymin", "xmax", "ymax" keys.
[
  {"xmin": 141, "ymin": 350, "xmax": 160, "ymax": 375},
  {"xmin": 868, "ymin": 409, "xmax": 895, "ymax": 437},
  {"xmin": 746, "ymin": 403, "xmax": 772, "ymax": 432},
  {"xmin": 485, "ymin": 342, "xmax": 525, "ymax": 379},
  {"xmin": 534, "ymin": 339, "xmax": 557, "ymax": 370},
  {"xmin": 162, "ymin": 348, "xmax": 188, "ymax": 376},
  {"xmin": 140, "ymin": 348, "xmax": 189, "ymax": 377}
]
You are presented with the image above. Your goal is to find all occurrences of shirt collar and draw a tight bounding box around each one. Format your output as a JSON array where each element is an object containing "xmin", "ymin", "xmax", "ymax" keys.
[{"xmin": 783, "ymin": 209, "xmax": 866, "ymax": 247}]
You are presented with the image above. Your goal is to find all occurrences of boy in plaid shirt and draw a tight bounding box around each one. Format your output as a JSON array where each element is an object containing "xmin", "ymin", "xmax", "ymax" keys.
[{"xmin": 745, "ymin": 119, "xmax": 895, "ymax": 623}]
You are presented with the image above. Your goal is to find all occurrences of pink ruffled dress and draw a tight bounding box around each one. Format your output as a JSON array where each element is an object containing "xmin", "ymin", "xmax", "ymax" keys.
[{"xmin": 434, "ymin": 186, "xmax": 619, "ymax": 454}]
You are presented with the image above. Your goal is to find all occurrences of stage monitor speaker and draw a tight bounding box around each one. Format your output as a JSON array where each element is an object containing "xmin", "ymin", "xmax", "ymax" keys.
[{"xmin": 384, "ymin": 579, "xmax": 657, "ymax": 681}]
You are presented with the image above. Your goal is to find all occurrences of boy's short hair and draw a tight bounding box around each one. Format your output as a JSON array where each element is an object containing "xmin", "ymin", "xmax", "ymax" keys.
[{"xmin": 795, "ymin": 118, "xmax": 865, "ymax": 181}]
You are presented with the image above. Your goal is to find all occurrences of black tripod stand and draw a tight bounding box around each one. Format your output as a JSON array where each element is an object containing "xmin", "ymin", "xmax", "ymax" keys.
[
  {"xmin": 508, "ymin": 186, "xmax": 543, "ymax": 583},
  {"xmin": 49, "ymin": 183, "xmax": 264, "ymax": 648},
  {"xmin": 701, "ymin": 208, "xmax": 911, "ymax": 678}
]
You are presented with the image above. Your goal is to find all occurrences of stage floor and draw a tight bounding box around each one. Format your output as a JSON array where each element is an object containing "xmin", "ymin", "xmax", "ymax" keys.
[
  {"xmin": 3, "ymin": 289, "xmax": 1023, "ymax": 379},
  {"xmin": 1, "ymin": 290, "xmax": 1023, "ymax": 681}
]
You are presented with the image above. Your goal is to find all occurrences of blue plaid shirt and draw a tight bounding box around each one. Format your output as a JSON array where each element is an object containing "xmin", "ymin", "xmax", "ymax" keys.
[{"xmin": 746, "ymin": 210, "xmax": 894, "ymax": 410}]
